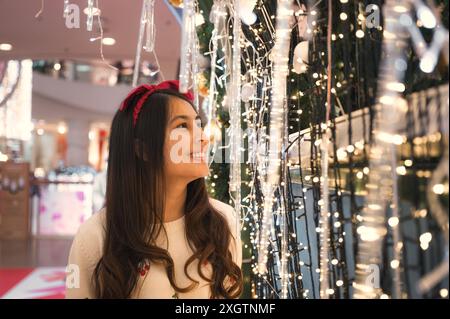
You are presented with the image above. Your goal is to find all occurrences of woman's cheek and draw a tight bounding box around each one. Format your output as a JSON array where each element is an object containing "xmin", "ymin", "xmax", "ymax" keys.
[{"xmin": 166, "ymin": 133, "xmax": 192, "ymax": 164}]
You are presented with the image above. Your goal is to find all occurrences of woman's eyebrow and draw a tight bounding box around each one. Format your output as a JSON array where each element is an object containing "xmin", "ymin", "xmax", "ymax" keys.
[{"xmin": 170, "ymin": 114, "xmax": 201, "ymax": 123}]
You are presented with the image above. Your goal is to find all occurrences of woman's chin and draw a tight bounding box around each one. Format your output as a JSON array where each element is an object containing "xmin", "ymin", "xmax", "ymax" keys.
[
  {"xmin": 182, "ymin": 163, "xmax": 210, "ymax": 181},
  {"xmin": 196, "ymin": 163, "xmax": 210, "ymax": 178}
]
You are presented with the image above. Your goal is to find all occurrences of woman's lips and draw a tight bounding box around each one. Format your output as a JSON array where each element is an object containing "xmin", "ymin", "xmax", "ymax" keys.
[{"xmin": 190, "ymin": 152, "xmax": 207, "ymax": 162}]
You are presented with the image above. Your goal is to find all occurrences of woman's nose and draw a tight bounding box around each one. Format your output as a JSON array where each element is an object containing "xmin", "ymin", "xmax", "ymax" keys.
[
  {"xmin": 192, "ymin": 124, "xmax": 209, "ymax": 150},
  {"xmin": 200, "ymin": 129, "xmax": 209, "ymax": 149}
]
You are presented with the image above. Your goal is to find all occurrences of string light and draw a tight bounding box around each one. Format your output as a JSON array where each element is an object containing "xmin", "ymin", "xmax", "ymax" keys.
[{"xmin": 187, "ymin": 0, "xmax": 449, "ymax": 300}]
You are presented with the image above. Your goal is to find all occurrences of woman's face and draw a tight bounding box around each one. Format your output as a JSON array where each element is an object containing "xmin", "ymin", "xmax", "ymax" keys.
[{"xmin": 163, "ymin": 96, "xmax": 210, "ymax": 183}]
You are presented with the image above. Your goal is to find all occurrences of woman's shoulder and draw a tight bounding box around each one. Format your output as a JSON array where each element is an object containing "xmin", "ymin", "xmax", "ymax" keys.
[
  {"xmin": 70, "ymin": 208, "xmax": 106, "ymax": 263},
  {"xmin": 208, "ymin": 198, "xmax": 242, "ymax": 265},
  {"xmin": 208, "ymin": 197, "xmax": 239, "ymax": 231},
  {"xmin": 77, "ymin": 207, "xmax": 106, "ymax": 238},
  {"xmin": 209, "ymin": 197, "xmax": 234, "ymax": 216}
]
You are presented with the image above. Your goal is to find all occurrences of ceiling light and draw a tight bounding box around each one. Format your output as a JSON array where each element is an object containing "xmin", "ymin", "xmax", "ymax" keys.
[
  {"xmin": 0, "ymin": 43, "xmax": 13, "ymax": 51},
  {"xmin": 102, "ymin": 37, "xmax": 116, "ymax": 46}
]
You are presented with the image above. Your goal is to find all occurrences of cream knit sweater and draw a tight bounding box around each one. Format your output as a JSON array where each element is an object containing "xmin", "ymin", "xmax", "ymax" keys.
[{"xmin": 65, "ymin": 198, "xmax": 242, "ymax": 299}]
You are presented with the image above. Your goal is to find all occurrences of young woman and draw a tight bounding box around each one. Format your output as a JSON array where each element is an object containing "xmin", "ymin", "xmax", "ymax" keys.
[{"xmin": 66, "ymin": 80, "xmax": 243, "ymax": 299}]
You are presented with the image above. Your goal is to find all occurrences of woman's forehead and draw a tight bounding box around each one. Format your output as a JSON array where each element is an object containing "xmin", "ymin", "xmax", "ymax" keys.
[{"xmin": 168, "ymin": 96, "xmax": 198, "ymax": 119}]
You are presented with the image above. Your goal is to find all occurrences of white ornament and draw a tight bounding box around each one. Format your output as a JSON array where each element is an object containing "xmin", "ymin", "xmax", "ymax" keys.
[
  {"xmin": 239, "ymin": 0, "xmax": 257, "ymax": 25},
  {"xmin": 293, "ymin": 41, "xmax": 309, "ymax": 74},
  {"xmin": 241, "ymin": 83, "xmax": 256, "ymax": 102},
  {"xmin": 197, "ymin": 54, "xmax": 210, "ymax": 70}
]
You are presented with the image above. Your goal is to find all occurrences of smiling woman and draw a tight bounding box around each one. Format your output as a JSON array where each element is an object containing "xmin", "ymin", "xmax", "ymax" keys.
[{"xmin": 65, "ymin": 80, "xmax": 243, "ymax": 299}]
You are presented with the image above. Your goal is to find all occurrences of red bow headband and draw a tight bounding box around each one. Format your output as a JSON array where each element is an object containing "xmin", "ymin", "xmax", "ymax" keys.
[{"xmin": 119, "ymin": 80, "xmax": 194, "ymax": 127}]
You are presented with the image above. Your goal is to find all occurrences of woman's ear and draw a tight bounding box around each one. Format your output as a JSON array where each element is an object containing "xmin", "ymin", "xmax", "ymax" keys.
[{"xmin": 134, "ymin": 138, "xmax": 149, "ymax": 161}]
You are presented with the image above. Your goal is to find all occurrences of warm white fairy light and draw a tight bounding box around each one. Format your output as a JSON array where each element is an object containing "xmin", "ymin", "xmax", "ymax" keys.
[
  {"xmin": 415, "ymin": 1, "xmax": 449, "ymax": 297},
  {"xmin": 317, "ymin": 0, "xmax": 335, "ymax": 299},
  {"xmin": 432, "ymin": 183, "xmax": 446, "ymax": 195},
  {"xmin": 207, "ymin": 1, "xmax": 226, "ymax": 139},
  {"xmin": 401, "ymin": 1, "xmax": 449, "ymax": 74},
  {"xmin": 355, "ymin": 30, "xmax": 365, "ymax": 38},
  {"xmin": 396, "ymin": 166, "xmax": 407, "ymax": 176},
  {"xmin": 390, "ymin": 259, "xmax": 400, "ymax": 269},
  {"xmin": 257, "ymin": 2, "xmax": 292, "ymax": 300},
  {"xmin": 404, "ymin": 159, "xmax": 413, "ymax": 167},
  {"xmin": 229, "ymin": 0, "xmax": 243, "ymax": 268},
  {"xmin": 388, "ymin": 217, "xmax": 400, "ymax": 228},
  {"xmin": 353, "ymin": 0, "xmax": 450, "ymax": 299},
  {"xmin": 208, "ymin": 0, "xmax": 448, "ymax": 300}
]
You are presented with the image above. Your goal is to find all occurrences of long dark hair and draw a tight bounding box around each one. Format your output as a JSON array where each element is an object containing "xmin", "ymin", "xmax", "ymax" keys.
[{"xmin": 92, "ymin": 88, "xmax": 243, "ymax": 298}]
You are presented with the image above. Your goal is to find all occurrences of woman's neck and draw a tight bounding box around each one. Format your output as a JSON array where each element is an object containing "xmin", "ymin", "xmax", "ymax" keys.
[{"xmin": 163, "ymin": 180, "xmax": 187, "ymax": 222}]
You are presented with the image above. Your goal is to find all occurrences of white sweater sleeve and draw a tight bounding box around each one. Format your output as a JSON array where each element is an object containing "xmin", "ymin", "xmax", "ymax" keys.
[
  {"xmin": 210, "ymin": 198, "xmax": 243, "ymax": 299},
  {"xmin": 65, "ymin": 212, "xmax": 104, "ymax": 299},
  {"xmin": 210, "ymin": 198, "xmax": 242, "ymax": 269}
]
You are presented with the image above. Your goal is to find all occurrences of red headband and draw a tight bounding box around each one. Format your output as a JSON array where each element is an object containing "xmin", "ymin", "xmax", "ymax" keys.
[{"xmin": 119, "ymin": 80, "xmax": 194, "ymax": 127}]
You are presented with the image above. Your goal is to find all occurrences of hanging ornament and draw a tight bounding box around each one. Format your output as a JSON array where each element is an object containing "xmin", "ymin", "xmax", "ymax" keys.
[
  {"xmin": 168, "ymin": 0, "xmax": 183, "ymax": 8},
  {"xmin": 132, "ymin": 0, "xmax": 157, "ymax": 87},
  {"xmin": 291, "ymin": 2, "xmax": 308, "ymax": 39},
  {"xmin": 195, "ymin": 12, "xmax": 206, "ymax": 26},
  {"xmin": 197, "ymin": 53, "xmax": 210, "ymax": 71},
  {"xmin": 240, "ymin": 0, "xmax": 256, "ymax": 12},
  {"xmin": 241, "ymin": 82, "xmax": 256, "ymax": 103},
  {"xmin": 239, "ymin": 0, "xmax": 257, "ymax": 25},
  {"xmin": 292, "ymin": 41, "xmax": 309, "ymax": 74},
  {"xmin": 86, "ymin": 0, "xmax": 94, "ymax": 31},
  {"xmin": 198, "ymin": 73, "xmax": 209, "ymax": 97}
]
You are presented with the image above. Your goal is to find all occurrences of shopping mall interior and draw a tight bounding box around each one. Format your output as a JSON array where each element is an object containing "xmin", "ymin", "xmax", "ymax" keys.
[{"xmin": 0, "ymin": 1, "xmax": 184, "ymax": 298}]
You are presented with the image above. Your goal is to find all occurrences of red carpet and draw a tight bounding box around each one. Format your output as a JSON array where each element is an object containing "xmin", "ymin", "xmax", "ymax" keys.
[{"xmin": 0, "ymin": 268, "xmax": 66, "ymax": 299}]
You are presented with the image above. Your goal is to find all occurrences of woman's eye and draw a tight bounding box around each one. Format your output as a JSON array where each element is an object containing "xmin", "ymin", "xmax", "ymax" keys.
[{"xmin": 175, "ymin": 123, "xmax": 188, "ymax": 129}]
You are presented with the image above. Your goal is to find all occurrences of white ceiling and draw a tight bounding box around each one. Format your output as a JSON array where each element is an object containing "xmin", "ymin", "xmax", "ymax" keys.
[{"xmin": 0, "ymin": 0, "xmax": 181, "ymax": 78}]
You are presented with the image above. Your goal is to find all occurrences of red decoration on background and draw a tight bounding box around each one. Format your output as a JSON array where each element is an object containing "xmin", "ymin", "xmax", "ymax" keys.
[{"xmin": 97, "ymin": 129, "xmax": 108, "ymax": 171}]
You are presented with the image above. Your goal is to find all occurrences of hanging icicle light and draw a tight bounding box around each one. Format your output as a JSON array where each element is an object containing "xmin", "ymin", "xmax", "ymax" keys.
[
  {"xmin": 86, "ymin": 0, "xmax": 95, "ymax": 31},
  {"xmin": 178, "ymin": 0, "xmax": 199, "ymax": 108},
  {"xmin": 257, "ymin": 0, "xmax": 292, "ymax": 300},
  {"xmin": 354, "ymin": 0, "xmax": 412, "ymax": 299},
  {"xmin": 132, "ymin": 0, "xmax": 157, "ymax": 87},
  {"xmin": 143, "ymin": 0, "xmax": 156, "ymax": 53},
  {"xmin": 229, "ymin": 0, "xmax": 243, "ymax": 272},
  {"xmin": 63, "ymin": 0, "xmax": 70, "ymax": 18}
]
